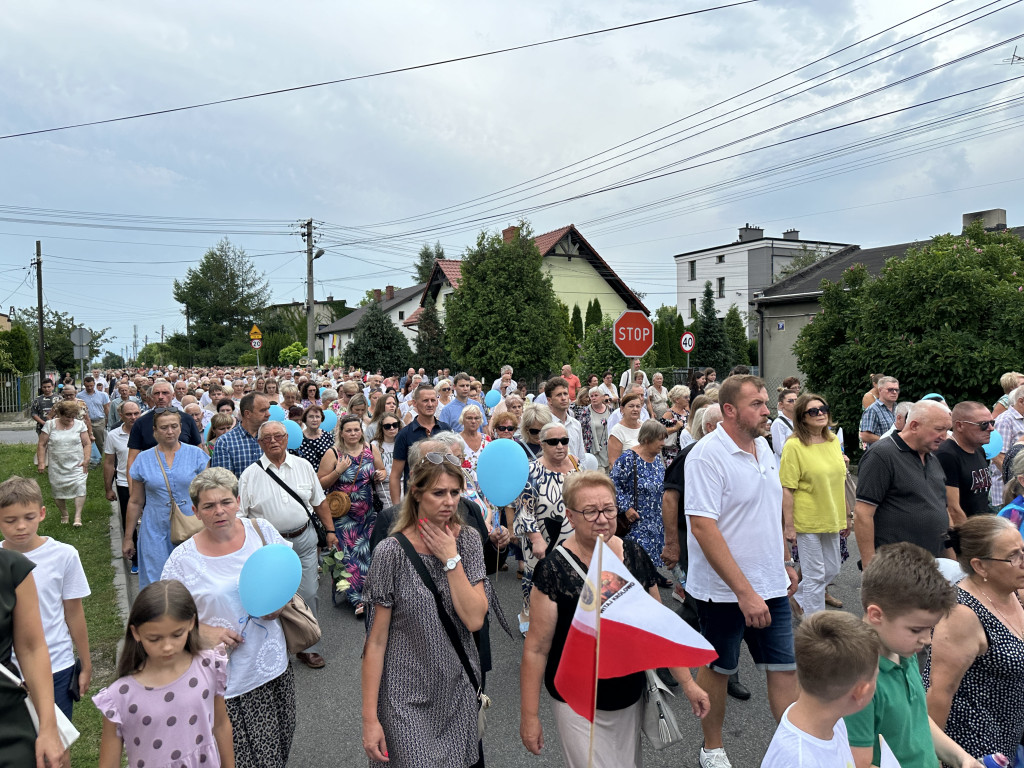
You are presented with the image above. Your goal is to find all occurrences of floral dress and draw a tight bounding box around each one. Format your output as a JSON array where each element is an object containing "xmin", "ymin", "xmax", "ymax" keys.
[
  {"xmin": 330, "ymin": 445, "xmax": 377, "ymax": 607},
  {"xmin": 611, "ymin": 449, "xmax": 667, "ymax": 567},
  {"xmin": 659, "ymin": 409, "xmax": 688, "ymax": 464},
  {"xmin": 460, "ymin": 434, "xmax": 490, "ymax": 479}
]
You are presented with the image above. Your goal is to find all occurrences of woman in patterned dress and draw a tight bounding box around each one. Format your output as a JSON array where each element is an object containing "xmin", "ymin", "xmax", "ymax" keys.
[
  {"xmin": 362, "ymin": 455, "xmax": 491, "ymax": 768},
  {"xmin": 659, "ymin": 385, "xmax": 690, "ymax": 464},
  {"xmin": 293, "ymin": 404, "xmax": 334, "ymax": 472},
  {"xmin": 926, "ymin": 515, "xmax": 1024, "ymax": 762},
  {"xmin": 610, "ymin": 420, "xmax": 668, "ymax": 568},
  {"xmin": 513, "ymin": 422, "xmax": 580, "ymax": 634},
  {"xmin": 319, "ymin": 415, "xmax": 386, "ymax": 615},
  {"xmin": 36, "ymin": 399, "xmax": 90, "ymax": 525},
  {"xmin": 458, "ymin": 405, "xmax": 490, "ymax": 480},
  {"xmin": 370, "ymin": 413, "xmax": 402, "ymax": 509}
]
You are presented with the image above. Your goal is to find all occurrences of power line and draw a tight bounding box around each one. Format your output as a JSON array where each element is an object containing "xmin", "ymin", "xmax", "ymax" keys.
[{"xmin": 0, "ymin": 2, "xmax": 758, "ymax": 142}]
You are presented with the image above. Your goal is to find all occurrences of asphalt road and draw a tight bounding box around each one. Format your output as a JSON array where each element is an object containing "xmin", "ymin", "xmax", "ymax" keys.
[
  {"xmin": 0, "ymin": 428, "xmax": 38, "ymax": 444},
  {"xmin": 275, "ymin": 539, "xmax": 866, "ymax": 768}
]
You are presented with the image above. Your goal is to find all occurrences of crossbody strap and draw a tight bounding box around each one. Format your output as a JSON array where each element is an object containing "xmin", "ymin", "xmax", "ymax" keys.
[
  {"xmin": 155, "ymin": 451, "xmax": 176, "ymax": 508},
  {"xmin": 393, "ymin": 532, "xmax": 480, "ymax": 694},
  {"xmin": 263, "ymin": 464, "xmax": 315, "ymax": 524},
  {"xmin": 554, "ymin": 544, "xmax": 588, "ymax": 581}
]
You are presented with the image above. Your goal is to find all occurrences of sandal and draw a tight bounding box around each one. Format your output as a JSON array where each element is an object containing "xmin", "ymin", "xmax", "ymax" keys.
[{"xmin": 354, "ymin": 604, "xmax": 365, "ymax": 618}]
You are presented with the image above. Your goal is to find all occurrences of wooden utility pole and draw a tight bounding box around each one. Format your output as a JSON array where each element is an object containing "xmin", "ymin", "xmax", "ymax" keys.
[
  {"xmin": 34, "ymin": 240, "xmax": 45, "ymax": 382},
  {"xmin": 306, "ymin": 218, "xmax": 315, "ymax": 363}
]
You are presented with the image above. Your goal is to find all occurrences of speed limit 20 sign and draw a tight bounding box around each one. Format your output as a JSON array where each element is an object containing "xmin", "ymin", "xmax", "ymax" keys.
[
  {"xmin": 680, "ymin": 332, "xmax": 696, "ymax": 354},
  {"xmin": 250, "ymin": 338, "xmax": 263, "ymax": 350}
]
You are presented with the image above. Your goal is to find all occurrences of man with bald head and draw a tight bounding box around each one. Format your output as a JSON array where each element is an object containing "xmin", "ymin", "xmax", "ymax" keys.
[{"xmin": 854, "ymin": 399, "xmax": 953, "ymax": 567}]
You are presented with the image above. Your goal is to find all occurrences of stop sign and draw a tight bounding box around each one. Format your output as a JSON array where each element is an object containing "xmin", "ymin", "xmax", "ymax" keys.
[{"xmin": 612, "ymin": 310, "xmax": 654, "ymax": 358}]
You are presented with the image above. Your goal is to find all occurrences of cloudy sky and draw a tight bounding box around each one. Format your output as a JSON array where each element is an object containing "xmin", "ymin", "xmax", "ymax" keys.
[{"xmin": 1, "ymin": 0, "xmax": 1022, "ymax": 360}]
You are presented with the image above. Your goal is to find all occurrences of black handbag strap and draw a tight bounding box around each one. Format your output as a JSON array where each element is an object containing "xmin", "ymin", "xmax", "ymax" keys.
[
  {"xmin": 263, "ymin": 463, "xmax": 316, "ymax": 525},
  {"xmin": 393, "ymin": 532, "xmax": 480, "ymax": 694}
]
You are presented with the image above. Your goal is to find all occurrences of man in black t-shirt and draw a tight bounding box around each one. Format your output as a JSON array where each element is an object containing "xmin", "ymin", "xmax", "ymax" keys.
[{"xmin": 937, "ymin": 400, "xmax": 995, "ymax": 522}]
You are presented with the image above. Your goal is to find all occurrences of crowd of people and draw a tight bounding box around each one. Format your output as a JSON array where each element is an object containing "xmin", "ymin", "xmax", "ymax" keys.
[{"xmin": 4, "ymin": 359, "xmax": 1024, "ymax": 767}]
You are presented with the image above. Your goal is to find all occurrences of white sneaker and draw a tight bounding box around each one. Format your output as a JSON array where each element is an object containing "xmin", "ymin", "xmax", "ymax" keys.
[{"xmin": 699, "ymin": 746, "xmax": 732, "ymax": 768}]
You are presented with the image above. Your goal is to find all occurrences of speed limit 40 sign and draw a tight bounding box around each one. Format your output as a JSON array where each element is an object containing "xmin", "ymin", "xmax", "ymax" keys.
[{"xmin": 680, "ymin": 332, "xmax": 696, "ymax": 354}]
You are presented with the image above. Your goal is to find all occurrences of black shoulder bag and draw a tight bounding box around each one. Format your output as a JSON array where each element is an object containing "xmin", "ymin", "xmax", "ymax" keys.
[
  {"xmin": 263, "ymin": 464, "xmax": 329, "ymax": 548},
  {"xmin": 393, "ymin": 532, "xmax": 491, "ymax": 739}
]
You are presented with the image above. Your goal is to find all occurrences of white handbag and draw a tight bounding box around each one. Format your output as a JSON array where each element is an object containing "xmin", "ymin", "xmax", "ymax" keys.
[{"xmin": 0, "ymin": 661, "xmax": 80, "ymax": 750}]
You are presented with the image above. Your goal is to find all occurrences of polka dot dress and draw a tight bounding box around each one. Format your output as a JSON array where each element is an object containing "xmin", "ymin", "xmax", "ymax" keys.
[{"xmin": 93, "ymin": 646, "xmax": 228, "ymax": 768}]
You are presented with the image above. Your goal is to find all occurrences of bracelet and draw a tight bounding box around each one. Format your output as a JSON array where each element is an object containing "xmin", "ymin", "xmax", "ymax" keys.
[{"xmin": 784, "ymin": 559, "xmax": 796, "ymax": 568}]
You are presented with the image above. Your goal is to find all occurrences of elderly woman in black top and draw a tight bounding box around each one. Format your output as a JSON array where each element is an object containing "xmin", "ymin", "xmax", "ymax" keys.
[{"xmin": 520, "ymin": 471, "xmax": 708, "ymax": 768}]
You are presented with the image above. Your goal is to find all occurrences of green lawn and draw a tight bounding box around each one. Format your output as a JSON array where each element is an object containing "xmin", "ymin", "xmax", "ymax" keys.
[{"xmin": 1, "ymin": 444, "xmax": 124, "ymax": 766}]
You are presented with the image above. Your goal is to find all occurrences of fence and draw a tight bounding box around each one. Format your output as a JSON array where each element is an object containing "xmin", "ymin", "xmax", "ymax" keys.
[{"xmin": 0, "ymin": 372, "xmax": 40, "ymax": 414}]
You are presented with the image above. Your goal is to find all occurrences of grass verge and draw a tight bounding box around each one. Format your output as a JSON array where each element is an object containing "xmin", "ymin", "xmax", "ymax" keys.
[{"xmin": 1, "ymin": 444, "xmax": 124, "ymax": 766}]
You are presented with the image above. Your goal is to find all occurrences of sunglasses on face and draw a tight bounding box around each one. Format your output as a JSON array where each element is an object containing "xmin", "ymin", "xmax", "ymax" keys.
[
  {"xmin": 418, "ymin": 452, "xmax": 462, "ymax": 468},
  {"xmin": 805, "ymin": 405, "xmax": 829, "ymax": 417},
  {"xmin": 382, "ymin": 422, "xmax": 401, "ymax": 429},
  {"xmin": 495, "ymin": 425, "xmax": 515, "ymax": 433},
  {"xmin": 962, "ymin": 419, "xmax": 996, "ymax": 430},
  {"xmin": 528, "ymin": 428, "xmax": 541, "ymax": 436},
  {"xmin": 542, "ymin": 437, "xmax": 570, "ymax": 446}
]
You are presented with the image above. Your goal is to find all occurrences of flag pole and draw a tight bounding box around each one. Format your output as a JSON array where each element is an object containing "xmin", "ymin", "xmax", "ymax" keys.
[{"xmin": 586, "ymin": 539, "xmax": 604, "ymax": 768}]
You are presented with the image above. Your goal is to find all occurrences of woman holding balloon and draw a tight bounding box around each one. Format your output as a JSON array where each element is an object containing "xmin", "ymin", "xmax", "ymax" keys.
[{"xmin": 162, "ymin": 467, "xmax": 297, "ymax": 767}]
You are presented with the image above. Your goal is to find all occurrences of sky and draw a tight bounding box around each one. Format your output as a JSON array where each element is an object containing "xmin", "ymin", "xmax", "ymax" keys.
[{"xmin": 1, "ymin": 0, "xmax": 1023, "ymax": 361}]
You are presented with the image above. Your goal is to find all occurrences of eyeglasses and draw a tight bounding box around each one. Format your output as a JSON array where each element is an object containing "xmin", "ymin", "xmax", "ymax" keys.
[
  {"xmin": 981, "ymin": 551, "xmax": 1024, "ymax": 567},
  {"xmin": 542, "ymin": 437, "xmax": 570, "ymax": 446},
  {"xmin": 495, "ymin": 425, "xmax": 515, "ymax": 433},
  {"xmin": 962, "ymin": 419, "xmax": 996, "ymax": 430},
  {"xmin": 152, "ymin": 407, "xmax": 179, "ymax": 415},
  {"xmin": 528, "ymin": 428, "xmax": 541, "ymax": 436},
  {"xmin": 805, "ymin": 405, "xmax": 830, "ymax": 417},
  {"xmin": 884, "ymin": 387, "xmax": 900, "ymax": 393},
  {"xmin": 575, "ymin": 507, "xmax": 618, "ymax": 522},
  {"xmin": 382, "ymin": 422, "xmax": 401, "ymax": 430},
  {"xmin": 418, "ymin": 452, "xmax": 462, "ymax": 468},
  {"xmin": 259, "ymin": 433, "xmax": 287, "ymax": 443}
]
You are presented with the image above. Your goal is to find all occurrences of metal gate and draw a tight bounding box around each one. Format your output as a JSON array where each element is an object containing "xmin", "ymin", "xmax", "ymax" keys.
[{"xmin": 0, "ymin": 372, "xmax": 40, "ymax": 414}]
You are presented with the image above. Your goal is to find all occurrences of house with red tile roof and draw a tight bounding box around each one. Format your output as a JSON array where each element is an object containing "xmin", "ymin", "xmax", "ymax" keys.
[{"xmin": 404, "ymin": 224, "xmax": 648, "ymax": 331}]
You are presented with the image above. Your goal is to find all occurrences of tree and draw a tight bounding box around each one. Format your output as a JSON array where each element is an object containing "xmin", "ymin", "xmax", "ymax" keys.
[
  {"xmin": 723, "ymin": 305, "xmax": 749, "ymax": 367},
  {"xmin": 672, "ymin": 314, "xmax": 687, "ymax": 366},
  {"xmin": 343, "ymin": 302, "xmax": 412, "ymax": 375},
  {"xmin": 693, "ymin": 281, "xmax": 732, "ymax": 373},
  {"xmin": 101, "ymin": 351, "xmax": 125, "ymax": 369},
  {"xmin": 278, "ymin": 342, "xmax": 308, "ymax": 366},
  {"xmin": 0, "ymin": 324, "xmax": 34, "ymax": 374},
  {"xmin": 571, "ymin": 304, "xmax": 584, "ymax": 344},
  {"xmin": 655, "ymin": 319, "xmax": 675, "ymax": 368},
  {"xmin": 795, "ymin": 223, "xmax": 1024, "ymax": 453},
  {"xmin": 415, "ymin": 295, "xmax": 450, "ymax": 372},
  {"xmin": 775, "ymin": 244, "xmax": 828, "ymax": 281},
  {"xmin": 585, "ymin": 297, "xmax": 604, "ymax": 332},
  {"xmin": 414, "ymin": 242, "xmax": 445, "ymax": 284},
  {"xmin": 12, "ymin": 308, "xmax": 109, "ymax": 374},
  {"xmin": 445, "ymin": 222, "xmax": 562, "ymax": 378},
  {"xmin": 0, "ymin": 334, "xmax": 12, "ymax": 373},
  {"xmin": 172, "ymin": 238, "xmax": 270, "ymax": 366},
  {"xmin": 555, "ymin": 300, "xmax": 575, "ymax": 366},
  {"xmin": 136, "ymin": 342, "xmax": 166, "ymax": 368}
]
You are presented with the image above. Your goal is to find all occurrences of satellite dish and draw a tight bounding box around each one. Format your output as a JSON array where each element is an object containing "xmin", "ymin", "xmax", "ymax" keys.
[{"xmin": 298, "ymin": 356, "xmax": 309, "ymax": 366}]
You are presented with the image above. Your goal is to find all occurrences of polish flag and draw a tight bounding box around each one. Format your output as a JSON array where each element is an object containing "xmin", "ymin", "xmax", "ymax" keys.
[{"xmin": 554, "ymin": 539, "xmax": 717, "ymax": 721}]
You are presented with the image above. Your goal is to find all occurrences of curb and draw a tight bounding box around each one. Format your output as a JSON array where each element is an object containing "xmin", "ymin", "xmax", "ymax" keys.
[
  {"xmin": 0, "ymin": 420, "xmax": 34, "ymax": 431},
  {"xmin": 108, "ymin": 500, "xmax": 133, "ymax": 654}
]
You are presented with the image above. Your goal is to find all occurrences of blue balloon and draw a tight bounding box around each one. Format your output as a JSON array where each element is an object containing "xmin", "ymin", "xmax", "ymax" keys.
[
  {"xmin": 238, "ymin": 544, "xmax": 302, "ymax": 617},
  {"xmin": 985, "ymin": 428, "xmax": 1003, "ymax": 460},
  {"xmin": 484, "ymin": 389, "xmax": 501, "ymax": 409},
  {"xmin": 321, "ymin": 408, "xmax": 337, "ymax": 434},
  {"xmin": 204, "ymin": 420, "xmax": 211, "ymax": 441},
  {"xmin": 268, "ymin": 404, "xmax": 287, "ymax": 422},
  {"xmin": 476, "ymin": 438, "xmax": 529, "ymax": 506},
  {"xmin": 319, "ymin": 387, "xmax": 327, "ymax": 396},
  {"xmin": 285, "ymin": 419, "xmax": 304, "ymax": 450}
]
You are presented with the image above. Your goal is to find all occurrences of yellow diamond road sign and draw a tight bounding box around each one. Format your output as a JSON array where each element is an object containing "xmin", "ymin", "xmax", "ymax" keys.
[{"xmin": 249, "ymin": 325, "xmax": 262, "ymax": 340}]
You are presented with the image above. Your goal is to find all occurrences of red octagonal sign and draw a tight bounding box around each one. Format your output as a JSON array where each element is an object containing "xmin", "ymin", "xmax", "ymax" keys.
[{"xmin": 612, "ymin": 310, "xmax": 654, "ymax": 358}]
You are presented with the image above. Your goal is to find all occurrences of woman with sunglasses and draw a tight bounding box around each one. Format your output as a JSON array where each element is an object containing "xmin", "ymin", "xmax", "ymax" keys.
[
  {"xmin": 300, "ymin": 381, "xmax": 321, "ymax": 409},
  {"xmin": 365, "ymin": 391, "xmax": 400, "ymax": 444},
  {"xmin": 436, "ymin": 381, "xmax": 454, "ymax": 409},
  {"xmin": 371, "ymin": 414, "xmax": 403, "ymax": 508},
  {"xmin": 779, "ymin": 393, "xmax": 848, "ymax": 616},
  {"xmin": 926, "ymin": 515, "xmax": 1024, "ymax": 763},
  {"xmin": 520, "ymin": 471, "xmax": 709, "ymax": 767},
  {"xmin": 513, "ymin": 422, "xmax": 580, "ymax": 635},
  {"xmin": 516, "ymin": 403, "xmax": 552, "ymax": 461},
  {"xmin": 319, "ymin": 414, "xmax": 386, "ymax": 616}
]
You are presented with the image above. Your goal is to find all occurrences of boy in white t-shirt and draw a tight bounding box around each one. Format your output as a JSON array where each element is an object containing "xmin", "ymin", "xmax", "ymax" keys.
[
  {"xmin": 761, "ymin": 612, "xmax": 880, "ymax": 768},
  {"xmin": 0, "ymin": 476, "xmax": 91, "ymax": 719}
]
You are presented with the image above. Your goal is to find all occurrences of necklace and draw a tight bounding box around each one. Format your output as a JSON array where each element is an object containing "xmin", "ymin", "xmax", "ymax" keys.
[{"xmin": 976, "ymin": 582, "xmax": 1024, "ymax": 639}]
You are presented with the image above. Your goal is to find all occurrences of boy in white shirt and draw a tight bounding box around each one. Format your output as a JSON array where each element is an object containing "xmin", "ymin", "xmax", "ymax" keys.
[
  {"xmin": 0, "ymin": 476, "xmax": 91, "ymax": 719},
  {"xmin": 761, "ymin": 612, "xmax": 880, "ymax": 768}
]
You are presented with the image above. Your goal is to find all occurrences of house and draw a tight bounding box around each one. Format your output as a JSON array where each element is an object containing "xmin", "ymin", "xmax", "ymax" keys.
[
  {"xmin": 0, "ymin": 310, "xmax": 10, "ymax": 332},
  {"xmin": 317, "ymin": 283, "xmax": 425, "ymax": 361},
  {"xmin": 750, "ymin": 208, "xmax": 1023, "ymax": 386},
  {"xmin": 265, "ymin": 295, "xmax": 350, "ymax": 332},
  {"xmin": 404, "ymin": 224, "xmax": 648, "ymax": 330},
  {"xmin": 674, "ymin": 225, "xmax": 848, "ymax": 336}
]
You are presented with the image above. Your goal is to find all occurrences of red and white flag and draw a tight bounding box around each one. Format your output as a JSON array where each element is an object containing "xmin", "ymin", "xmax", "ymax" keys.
[{"xmin": 554, "ymin": 539, "xmax": 717, "ymax": 721}]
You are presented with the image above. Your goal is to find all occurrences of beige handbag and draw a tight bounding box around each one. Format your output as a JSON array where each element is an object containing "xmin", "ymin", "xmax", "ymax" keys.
[
  {"xmin": 156, "ymin": 451, "xmax": 204, "ymax": 545},
  {"xmin": 251, "ymin": 522, "xmax": 322, "ymax": 653}
]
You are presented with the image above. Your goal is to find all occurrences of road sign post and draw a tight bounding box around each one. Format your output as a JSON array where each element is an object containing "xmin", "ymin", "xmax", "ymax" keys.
[
  {"xmin": 680, "ymin": 331, "xmax": 696, "ymax": 369},
  {"xmin": 612, "ymin": 310, "xmax": 654, "ymax": 360},
  {"xmin": 70, "ymin": 327, "xmax": 93, "ymax": 383},
  {"xmin": 249, "ymin": 325, "xmax": 262, "ymax": 369}
]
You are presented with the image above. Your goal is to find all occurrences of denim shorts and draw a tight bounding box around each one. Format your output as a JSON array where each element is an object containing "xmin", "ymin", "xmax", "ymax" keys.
[{"xmin": 693, "ymin": 595, "xmax": 796, "ymax": 675}]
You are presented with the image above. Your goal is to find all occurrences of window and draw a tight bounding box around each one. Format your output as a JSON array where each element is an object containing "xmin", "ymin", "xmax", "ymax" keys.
[
  {"xmin": 716, "ymin": 254, "xmax": 725, "ymax": 263},
  {"xmin": 398, "ymin": 311, "xmax": 405, "ymax": 320},
  {"xmin": 688, "ymin": 260, "xmax": 696, "ymax": 281},
  {"xmin": 717, "ymin": 277, "xmax": 725, "ymax": 298},
  {"xmin": 689, "ymin": 298, "xmax": 697, "ymax": 318}
]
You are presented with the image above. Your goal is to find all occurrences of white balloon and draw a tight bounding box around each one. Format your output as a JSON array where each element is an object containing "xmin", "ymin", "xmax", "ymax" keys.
[{"xmin": 582, "ymin": 453, "xmax": 599, "ymax": 471}]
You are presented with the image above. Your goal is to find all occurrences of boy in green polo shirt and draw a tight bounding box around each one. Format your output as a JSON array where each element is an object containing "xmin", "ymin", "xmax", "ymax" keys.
[{"xmin": 845, "ymin": 543, "xmax": 984, "ymax": 768}]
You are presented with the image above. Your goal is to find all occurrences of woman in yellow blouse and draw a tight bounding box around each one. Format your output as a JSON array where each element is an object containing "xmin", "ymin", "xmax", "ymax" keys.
[{"xmin": 779, "ymin": 393, "xmax": 849, "ymax": 616}]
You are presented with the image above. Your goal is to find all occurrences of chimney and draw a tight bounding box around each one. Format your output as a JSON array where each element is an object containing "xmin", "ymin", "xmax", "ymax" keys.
[
  {"xmin": 326, "ymin": 295, "xmax": 333, "ymax": 302},
  {"xmin": 738, "ymin": 223, "xmax": 764, "ymax": 242},
  {"xmin": 373, "ymin": 289, "xmax": 382, "ymax": 303},
  {"xmin": 962, "ymin": 208, "xmax": 1007, "ymax": 231},
  {"xmin": 783, "ymin": 228, "xmax": 799, "ymax": 240},
  {"xmin": 385, "ymin": 285, "xmax": 395, "ymax": 301},
  {"xmin": 502, "ymin": 225, "xmax": 520, "ymax": 243}
]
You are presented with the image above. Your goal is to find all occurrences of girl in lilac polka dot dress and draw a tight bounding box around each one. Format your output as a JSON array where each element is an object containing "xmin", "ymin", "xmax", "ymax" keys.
[{"xmin": 94, "ymin": 580, "xmax": 233, "ymax": 768}]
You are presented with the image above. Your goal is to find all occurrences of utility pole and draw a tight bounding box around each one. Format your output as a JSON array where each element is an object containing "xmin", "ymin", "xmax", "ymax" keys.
[
  {"xmin": 133, "ymin": 324, "xmax": 138, "ymax": 363},
  {"xmin": 305, "ymin": 218, "xmax": 323, "ymax": 366},
  {"xmin": 33, "ymin": 241, "xmax": 45, "ymax": 382},
  {"xmin": 185, "ymin": 307, "xmax": 192, "ymax": 366},
  {"xmin": 160, "ymin": 324, "xmax": 164, "ymax": 367}
]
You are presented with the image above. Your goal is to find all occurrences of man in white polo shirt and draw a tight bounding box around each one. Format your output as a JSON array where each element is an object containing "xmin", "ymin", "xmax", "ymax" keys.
[
  {"xmin": 684, "ymin": 374, "xmax": 798, "ymax": 768},
  {"xmin": 238, "ymin": 420, "xmax": 337, "ymax": 670}
]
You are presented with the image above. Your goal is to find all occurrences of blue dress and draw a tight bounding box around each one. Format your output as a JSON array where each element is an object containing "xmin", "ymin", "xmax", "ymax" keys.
[
  {"xmin": 611, "ymin": 449, "xmax": 666, "ymax": 567},
  {"xmin": 129, "ymin": 444, "xmax": 209, "ymax": 588}
]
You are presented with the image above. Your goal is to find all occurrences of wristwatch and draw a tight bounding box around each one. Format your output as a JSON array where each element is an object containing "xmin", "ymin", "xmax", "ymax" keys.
[
  {"xmin": 443, "ymin": 554, "xmax": 462, "ymax": 572},
  {"xmin": 784, "ymin": 559, "xmax": 796, "ymax": 568}
]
